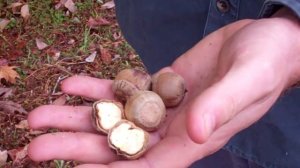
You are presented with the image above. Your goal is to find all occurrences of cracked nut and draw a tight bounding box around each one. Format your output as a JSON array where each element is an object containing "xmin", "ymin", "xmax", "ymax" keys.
[
  {"xmin": 125, "ymin": 91, "xmax": 166, "ymax": 131},
  {"xmin": 152, "ymin": 72, "xmax": 186, "ymax": 107},
  {"xmin": 92, "ymin": 100, "xmax": 124, "ymax": 134},
  {"xmin": 114, "ymin": 68, "xmax": 151, "ymax": 90},
  {"xmin": 108, "ymin": 120, "xmax": 149, "ymax": 159}
]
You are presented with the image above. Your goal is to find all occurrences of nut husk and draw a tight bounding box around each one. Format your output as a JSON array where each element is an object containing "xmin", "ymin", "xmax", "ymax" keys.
[
  {"xmin": 108, "ymin": 120, "xmax": 149, "ymax": 159},
  {"xmin": 115, "ymin": 68, "xmax": 151, "ymax": 90},
  {"xmin": 152, "ymin": 72, "xmax": 186, "ymax": 107},
  {"xmin": 125, "ymin": 91, "xmax": 166, "ymax": 131},
  {"xmin": 92, "ymin": 100, "xmax": 124, "ymax": 134}
]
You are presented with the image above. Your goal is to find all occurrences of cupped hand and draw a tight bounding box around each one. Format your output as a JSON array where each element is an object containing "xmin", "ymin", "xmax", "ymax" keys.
[{"xmin": 28, "ymin": 10, "xmax": 300, "ymax": 168}]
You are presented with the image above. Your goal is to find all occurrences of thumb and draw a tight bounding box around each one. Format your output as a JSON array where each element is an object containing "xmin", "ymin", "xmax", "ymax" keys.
[{"xmin": 186, "ymin": 61, "xmax": 282, "ymax": 144}]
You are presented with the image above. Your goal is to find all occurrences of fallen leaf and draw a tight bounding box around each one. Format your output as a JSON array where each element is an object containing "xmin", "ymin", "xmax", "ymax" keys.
[
  {"xmin": 129, "ymin": 54, "xmax": 138, "ymax": 60},
  {"xmin": 52, "ymin": 94, "xmax": 67, "ymax": 105},
  {"xmin": 7, "ymin": 2, "xmax": 23, "ymax": 9},
  {"xmin": 0, "ymin": 19, "xmax": 10, "ymax": 32},
  {"xmin": 85, "ymin": 51, "xmax": 97, "ymax": 63},
  {"xmin": 64, "ymin": 0, "xmax": 77, "ymax": 13},
  {"xmin": 0, "ymin": 66, "xmax": 20, "ymax": 84},
  {"xmin": 71, "ymin": 17, "xmax": 81, "ymax": 23},
  {"xmin": 0, "ymin": 101, "xmax": 27, "ymax": 114},
  {"xmin": 21, "ymin": 4, "xmax": 30, "ymax": 21},
  {"xmin": 15, "ymin": 120, "xmax": 29, "ymax": 129},
  {"xmin": 99, "ymin": 46, "xmax": 112, "ymax": 64},
  {"xmin": 113, "ymin": 32, "xmax": 122, "ymax": 40},
  {"xmin": 29, "ymin": 130, "xmax": 44, "ymax": 135},
  {"xmin": 46, "ymin": 48, "xmax": 61, "ymax": 61},
  {"xmin": 67, "ymin": 39, "xmax": 75, "ymax": 45},
  {"xmin": 87, "ymin": 17, "xmax": 110, "ymax": 28},
  {"xmin": 35, "ymin": 38, "xmax": 49, "ymax": 50},
  {"xmin": 55, "ymin": 0, "xmax": 67, "ymax": 10},
  {"xmin": 101, "ymin": 1, "xmax": 115, "ymax": 9},
  {"xmin": 0, "ymin": 59, "xmax": 8, "ymax": 66},
  {"xmin": 112, "ymin": 54, "xmax": 120, "ymax": 61},
  {"xmin": 0, "ymin": 150, "xmax": 8, "ymax": 167},
  {"xmin": 8, "ymin": 145, "xmax": 28, "ymax": 165},
  {"xmin": 0, "ymin": 87, "xmax": 13, "ymax": 98},
  {"xmin": 7, "ymin": 2, "xmax": 23, "ymax": 14}
]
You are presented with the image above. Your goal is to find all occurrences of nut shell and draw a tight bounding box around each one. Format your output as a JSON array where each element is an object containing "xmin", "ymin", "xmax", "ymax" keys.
[
  {"xmin": 125, "ymin": 91, "xmax": 166, "ymax": 131},
  {"xmin": 112, "ymin": 80, "xmax": 139, "ymax": 102},
  {"xmin": 152, "ymin": 72, "xmax": 185, "ymax": 107},
  {"xmin": 115, "ymin": 68, "xmax": 151, "ymax": 90},
  {"xmin": 108, "ymin": 120, "xmax": 149, "ymax": 159},
  {"xmin": 92, "ymin": 100, "xmax": 124, "ymax": 134}
]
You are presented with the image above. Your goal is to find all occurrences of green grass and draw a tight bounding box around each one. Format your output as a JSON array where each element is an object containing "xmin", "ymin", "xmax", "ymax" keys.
[
  {"xmin": 79, "ymin": 26, "xmax": 91, "ymax": 53},
  {"xmin": 0, "ymin": 1, "xmax": 142, "ymax": 166}
]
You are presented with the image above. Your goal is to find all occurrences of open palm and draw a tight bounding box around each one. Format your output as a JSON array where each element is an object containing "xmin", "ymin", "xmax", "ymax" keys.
[{"xmin": 28, "ymin": 16, "xmax": 300, "ymax": 168}]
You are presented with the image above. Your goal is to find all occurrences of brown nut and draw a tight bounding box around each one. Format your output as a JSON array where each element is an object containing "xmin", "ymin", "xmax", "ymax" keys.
[
  {"xmin": 108, "ymin": 120, "xmax": 149, "ymax": 159},
  {"xmin": 152, "ymin": 72, "xmax": 186, "ymax": 107},
  {"xmin": 125, "ymin": 91, "xmax": 166, "ymax": 131},
  {"xmin": 115, "ymin": 68, "xmax": 151, "ymax": 90},
  {"xmin": 92, "ymin": 100, "xmax": 124, "ymax": 134},
  {"xmin": 112, "ymin": 80, "xmax": 139, "ymax": 102}
]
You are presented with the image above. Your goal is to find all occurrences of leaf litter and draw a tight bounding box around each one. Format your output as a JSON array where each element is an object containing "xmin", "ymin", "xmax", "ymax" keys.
[{"xmin": 0, "ymin": 1, "xmax": 145, "ymax": 167}]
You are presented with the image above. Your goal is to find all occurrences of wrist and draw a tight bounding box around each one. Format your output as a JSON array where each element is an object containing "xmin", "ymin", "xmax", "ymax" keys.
[{"xmin": 269, "ymin": 8, "xmax": 300, "ymax": 87}]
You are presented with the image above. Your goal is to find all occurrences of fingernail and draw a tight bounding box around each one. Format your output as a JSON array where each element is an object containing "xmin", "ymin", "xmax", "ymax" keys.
[{"xmin": 202, "ymin": 113, "xmax": 215, "ymax": 139}]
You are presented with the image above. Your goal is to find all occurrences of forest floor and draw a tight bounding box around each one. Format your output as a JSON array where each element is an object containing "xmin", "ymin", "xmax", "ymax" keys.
[{"xmin": 0, "ymin": 1, "xmax": 144, "ymax": 167}]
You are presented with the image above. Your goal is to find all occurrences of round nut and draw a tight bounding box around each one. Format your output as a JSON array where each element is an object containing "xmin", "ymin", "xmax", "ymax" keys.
[
  {"xmin": 115, "ymin": 68, "xmax": 151, "ymax": 90},
  {"xmin": 125, "ymin": 91, "xmax": 166, "ymax": 131},
  {"xmin": 108, "ymin": 120, "xmax": 149, "ymax": 159},
  {"xmin": 92, "ymin": 100, "xmax": 124, "ymax": 134},
  {"xmin": 112, "ymin": 80, "xmax": 139, "ymax": 102},
  {"xmin": 152, "ymin": 72, "xmax": 186, "ymax": 107}
]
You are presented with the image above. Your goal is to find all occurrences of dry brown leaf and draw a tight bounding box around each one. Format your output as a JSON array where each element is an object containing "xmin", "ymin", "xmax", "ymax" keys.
[
  {"xmin": 35, "ymin": 38, "xmax": 49, "ymax": 50},
  {"xmin": 0, "ymin": 66, "xmax": 20, "ymax": 84},
  {"xmin": 0, "ymin": 59, "xmax": 8, "ymax": 66},
  {"xmin": 64, "ymin": 0, "xmax": 77, "ymax": 13},
  {"xmin": 21, "ymin": 4, "xmax": 30, "ymax": 21},
  {"xmin": 67, "ymin": 38, "xmax": 75, "ymax": 45},
  {"xmin": 101, "ymin": 0, "xmax": 115, "ymax": 9},
  {"xmin": 7, "ymin": 2, "xmax": 23, "ymax": 9},
  {"xmin": 99, "ymin": 46, "xmax": 112, "ymax": 64},
  {"xmin": 87, "ymin": 17, "xmax": 110, "ymax": 28},
  {"xmin": 0, "ymin": 87, "xmax": 13, "ymax": 98},
  {"xmin": 0, "ymin": 101, "xmax": 27, "ymax": 114},
  {"xmin": 7, "ymin": 2, "xmax": 23, "ymax": 14},
  {"xmin": 8, "ymin": 145, "xmax": 28, "ymax": 165},
  {"xmin": 55, "ymin": 0, "xmax": 67, "ymax": 9},
  {"xmin": 0, "ymin": 19, "xmax": 10, "ymax": 32},
  {"xmin": 85, "ymin": 51, "xmax": 97, "ymax": 63},
  {"xmin": 52, "ymin": 94, "xmax": 67, "ymax": 105},
  {"xmin": 46, "ymin": 48, "xmax": 61, "ymax": 61},
  {"xmin": 29, "ymin": 130, "xmax": 44, "ymax": 135},
  {"xmin": 0, "ymin": 150, "xmax": 8, "ymax": 167},
  {"xmin": 113, "ymin": 32, "xmax": 122, "ymax": 40},
  {"xmin": 15, "ymin": 120, "xmax": 29, "ymax": 129}
]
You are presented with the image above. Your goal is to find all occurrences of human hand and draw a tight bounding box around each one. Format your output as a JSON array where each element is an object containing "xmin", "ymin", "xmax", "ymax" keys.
[{"xmin": 28, "ymin": 9, "xmax": 300, "ymax": 168}]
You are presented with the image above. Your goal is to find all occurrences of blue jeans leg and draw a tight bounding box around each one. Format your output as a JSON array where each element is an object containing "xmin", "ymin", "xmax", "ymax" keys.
[{"xmin": 189, "ymin": 149, "xmax": 263, "ymax": 168}]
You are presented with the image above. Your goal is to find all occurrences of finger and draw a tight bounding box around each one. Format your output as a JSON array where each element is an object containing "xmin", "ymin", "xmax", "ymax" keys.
[
  {"xmin": 28, "ymin": 132, "xmax": 117, "ymax": 164},
  {"xmin": 75, "ymin": 165, "xmax": 107, "ymax": 168},
  {"xmin": 76, "ymin": 136, "xmax": 201, "ymax": 168},
  {"xmin": 187, "ymin": 60, "xmax": 280, "ymax": 143},
  {"xmin": 61, "ymin": 76, "xmax": 114, "ymax": 100},
  {"xmin": 28, "ymin": 132, "xmax": 161, "ymax": 164},
  {"xmin": 28, "ymin": 105, "xmax": 95, "ymax": 132}
]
